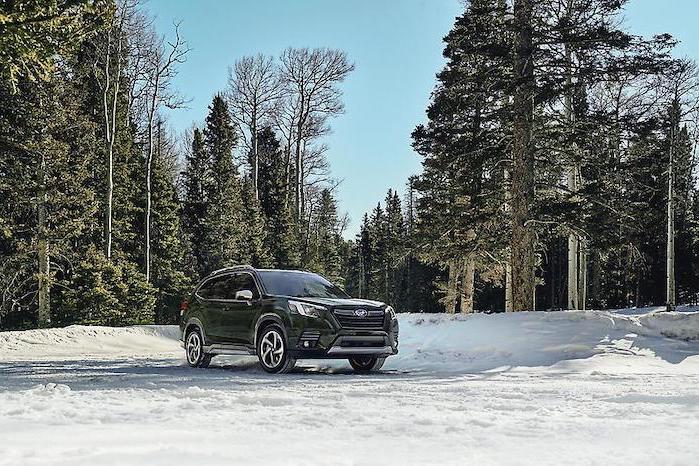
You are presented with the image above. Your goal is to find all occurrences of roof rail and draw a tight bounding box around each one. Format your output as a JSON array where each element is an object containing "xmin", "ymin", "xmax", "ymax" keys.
[{"xmin": 209, "ymin": 265, "xmax": 255, "ymax": 276}]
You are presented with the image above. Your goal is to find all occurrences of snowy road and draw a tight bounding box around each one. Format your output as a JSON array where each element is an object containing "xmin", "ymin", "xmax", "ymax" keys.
[{"xmin": 1, "ymin": 310, "xmax": 699, "ymax": 466}]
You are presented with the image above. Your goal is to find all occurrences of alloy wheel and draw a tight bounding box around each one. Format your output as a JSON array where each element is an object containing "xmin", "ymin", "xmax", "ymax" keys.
[
  {"xmin": 259, "ymin": 329, "xmax": 284, "ymax": 369},
  {"xmin": 186, "ymin": 331, "xmax": 202, "ymax": 365}
]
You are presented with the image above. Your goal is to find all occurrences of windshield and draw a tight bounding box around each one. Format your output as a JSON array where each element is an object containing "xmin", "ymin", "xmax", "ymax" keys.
[{"xmin": 258, "ymin": 271, "xmax": 350, "ymax": 299}]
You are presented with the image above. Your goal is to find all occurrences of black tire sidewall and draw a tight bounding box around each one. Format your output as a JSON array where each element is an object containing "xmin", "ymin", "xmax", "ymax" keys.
[{"xmin": 349, "ymin": 355, "xmax": 384, "ymax": 372}]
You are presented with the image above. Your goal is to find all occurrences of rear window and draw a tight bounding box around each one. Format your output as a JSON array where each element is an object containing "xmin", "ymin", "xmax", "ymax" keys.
[
  {"xmin": 197, "ymin": 274, "xmax": 236, "ymax": 300},
  {"xmin": 258, "ymin": 271, "xmax": 349, "ymax": 299},
  {"xmin": 197, "ymin": 273, "xmax": 260, "ymax": 300}
]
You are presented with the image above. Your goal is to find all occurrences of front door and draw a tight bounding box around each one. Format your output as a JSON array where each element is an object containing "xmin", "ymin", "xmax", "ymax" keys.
[{"xmin": 220, "ymin": 272, "xmax": 261, "ymax": 345}]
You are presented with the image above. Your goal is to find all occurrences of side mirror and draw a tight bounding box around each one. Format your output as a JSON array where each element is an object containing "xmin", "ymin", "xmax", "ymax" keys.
[{"xmin": 235, "ymin": 289, "xmax": 254, "ymax": 301}]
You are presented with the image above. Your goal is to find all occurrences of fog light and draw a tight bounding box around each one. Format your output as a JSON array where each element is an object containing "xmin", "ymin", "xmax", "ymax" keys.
[{"xmin": 303, "ymin": 341, "xmax": 310, "ymax": 348}]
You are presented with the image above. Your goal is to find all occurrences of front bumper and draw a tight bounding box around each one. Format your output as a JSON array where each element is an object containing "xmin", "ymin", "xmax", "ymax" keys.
[{"xmin": 288, "ymin": 316, "xmax": 399, "ymax": 359}]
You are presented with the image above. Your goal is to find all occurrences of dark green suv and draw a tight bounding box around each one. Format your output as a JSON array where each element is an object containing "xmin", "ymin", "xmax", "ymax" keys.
[{"xmin": 179, "ymin": 266, "xmax": 399, "ymax": 373}]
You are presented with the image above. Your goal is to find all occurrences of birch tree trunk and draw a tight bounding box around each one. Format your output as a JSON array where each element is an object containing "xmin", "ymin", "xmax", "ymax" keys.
[
  {"xmin": 284, "ymin": 142, "xmax": 292, "ymax": 208},
  {"xmin": 667, "ymin": 123, "xmax": 676, "ymax": 310},
  {"xmin": 511, "ymin": 0, "xmax": 536, "ymax": 311},
  {"xmin": 252, "ymin": 113, "xmax": 258, "ymax": 199},
  {"xmin": 579, "ymin": 242, "xmax": 587, "ymax": 310},
  {"xmin": 566, "ymin": 191, "xmax": 579, "ymax": 309},
  {"xmin": 504, "ymin": 166, "xmax": 513, "ymax": 312},
  {"xmin": 100, "ymin": 29, "xmax": 114, "ymax": 260},
  {"xmin": 505, "ymin": 260, "xmax": 513, "ymax": 311},
  {"xmin": 37, "ymin": 151, "xmax": 50, "ymax": 327},
  {"xmin": 99, "ymin": 8, "xmax": 126, "ymax": 261},
  {"xmin": 445, "ymin": 260, "xmax": 460, "ymax": 314},
  {"xmin": 294, "ymin": 96, "xmax": 306, "ymax": 219},
  {"xmin": 563, "ymin": 18, "xmax": 581, "ymax": 310},
  {"xmin": 144, "ymin": 75, "xmax": 159, "ymax": 283}
]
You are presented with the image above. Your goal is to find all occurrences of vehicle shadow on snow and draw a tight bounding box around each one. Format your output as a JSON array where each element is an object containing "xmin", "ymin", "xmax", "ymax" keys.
[{"xmin": 0, "ymin": 356, "xmax": 418, "ymax": 391}]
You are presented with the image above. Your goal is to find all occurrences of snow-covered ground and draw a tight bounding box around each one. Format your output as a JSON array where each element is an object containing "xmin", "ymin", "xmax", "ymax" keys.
[{"xmin": 1, "ymin": 309, "xmax": 699, "ymax": 466}]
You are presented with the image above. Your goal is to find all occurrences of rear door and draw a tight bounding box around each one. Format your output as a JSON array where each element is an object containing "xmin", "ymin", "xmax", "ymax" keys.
[{"xmin": 195, "ymin": 273, "xmax": 237, "ymax": 343}]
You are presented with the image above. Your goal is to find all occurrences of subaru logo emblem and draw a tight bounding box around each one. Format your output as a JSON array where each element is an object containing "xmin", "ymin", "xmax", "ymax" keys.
[{"xmin": 354, "ymin": 309, "xmax": 368, "ymax": 317}]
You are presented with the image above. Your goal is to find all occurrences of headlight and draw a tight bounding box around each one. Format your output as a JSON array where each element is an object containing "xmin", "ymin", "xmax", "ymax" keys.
[
  {"xmin": 288, "ymin": 300, "xmax": 326, "ymax": 318},
  {"xmin": 385, "ymin": 306, "xmax": 396, "ymax": 319}
]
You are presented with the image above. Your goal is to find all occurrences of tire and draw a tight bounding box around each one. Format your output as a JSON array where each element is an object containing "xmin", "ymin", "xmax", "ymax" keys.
[
  {"xmin": 185, "ymin": 327, "xmax": 211, "ymax": 368},
  {"xmin": 256, "ymin": 324, "xmax": 295, "ymax": 374},
  {"xmin": 349, "ymin": 355, "xmax": 386, "ymax": 373}
]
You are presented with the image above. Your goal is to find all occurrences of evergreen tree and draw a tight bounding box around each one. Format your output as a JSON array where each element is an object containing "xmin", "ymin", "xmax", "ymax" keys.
[
  {"xmin": 312, "ymin": 189, "xmax": 343, "ymax": 284},
  {"xmin": 0, "ymin": 0, "xmax": 109, "ymax": 91},
  {"xmin": 257, "ymin": 127, "xmax": 301, "ymax": 268},
  {"xmin": 412, "ymin": 0, "xmax": 509, "ymax": 312},
  {"xmin": 182, "ymin": 127, "xmax": 209, "ymax": 277},
  {"xmin": 241, "ymin": 179, "xmax": 273, "ymax": 268},
  {"xmin": 0, "ymin": 65, "xmax": 99, "ymax": 327},
  {"xmin": 61, "ymin": 246, "xmax": 156, "ymax": 326},
  {"xmin": 357, "ymin": 213, "xmax": 373, "ymax": 299},
  {"xmin": 200, "ymin": 95, "xmax": 246, "ymax": 273},
  {"xmin": 150, "ymin": 120, "xmax": 191, "ymax": 323}
]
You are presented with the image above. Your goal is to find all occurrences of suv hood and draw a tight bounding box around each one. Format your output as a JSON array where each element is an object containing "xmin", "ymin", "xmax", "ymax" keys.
[{"xmin": 286, "ymin": 297, "xmax": 386, "ymax": 309}]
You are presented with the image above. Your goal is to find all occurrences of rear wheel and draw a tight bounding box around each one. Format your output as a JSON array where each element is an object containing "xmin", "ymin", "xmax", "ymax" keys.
[
  {"xmin": 349, "ymin": 355, "xmax": 385, "ymax": 372},
  {"xmin": 185, "ymin": 328, "xmax": 211, "ymax": 368},
  {"xmin": 257, "ymin": 325, "xmax": 295, "ymax": 374}
]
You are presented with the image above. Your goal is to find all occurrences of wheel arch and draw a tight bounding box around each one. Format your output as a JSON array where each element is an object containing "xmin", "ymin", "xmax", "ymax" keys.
[
  {"xmin": 184, "ymin": 317, "xmax": 208, "ymax": 345},
  {"xmin": 254, "ymin": 313, "xmax": 288, "ymax": 347}
]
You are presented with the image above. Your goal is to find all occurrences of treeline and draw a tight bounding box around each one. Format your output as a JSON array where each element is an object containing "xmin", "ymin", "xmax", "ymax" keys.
[
  {"xmin": 0, "ymin": 0, "xmax": 355, "ymax": 329},
  {"xmin": 352, "ymin": 0, "xmax": 699, "ymax": 312},
  {"xmin": 3, "ymin": 0, "xmax": 699, "ymax": 330}
]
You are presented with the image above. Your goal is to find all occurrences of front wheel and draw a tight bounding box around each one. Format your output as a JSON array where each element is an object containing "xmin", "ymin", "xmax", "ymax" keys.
[
  {"xmin": 257, "ymin": 325, "xmax": 295, "ymax": 374},
  {"xmin": 185, "ymin": 328, "xmax": 211, "ymax": 368},
  {"xmin": 349, "ymin": 355, "xmax": 386, "ymax": 372}
]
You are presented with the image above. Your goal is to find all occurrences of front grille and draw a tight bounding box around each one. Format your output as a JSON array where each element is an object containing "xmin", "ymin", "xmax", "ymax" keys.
[{"xmin": 333, "ymin": 309, "xmax": 385, "ymax": 330}]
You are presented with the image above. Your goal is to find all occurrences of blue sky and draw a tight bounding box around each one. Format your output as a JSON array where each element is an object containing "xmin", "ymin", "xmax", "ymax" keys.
[{"xmin": 147, "ymin": 0, "xmax": 697, "ymax": 238}]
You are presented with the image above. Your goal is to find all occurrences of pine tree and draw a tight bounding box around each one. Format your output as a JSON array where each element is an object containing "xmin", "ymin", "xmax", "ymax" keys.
[
  {"xmin": 0, "ymin": 63, "xmax": 101, "ymax": 327},
  {"xmin": 412, "ymin": 0, "xmax": 510, "ymax": 312},
  {"xmin": 384, "ymin": 189, "xmax": 406, "ymax": 307},
  {"xmin": 150, "ymin": 120, "xmax": 191, "ymax": 324},
  {"xmin": 257, "ymin": 127, "xmax": 300, "ymax": 268},
  {"xmin": 182, "ymin": 127, "xmax": 209, "ymax": 277},
  {"xmin": 0, "ymin": 0, "xmax": 109, "ymax": 91},
  {"xmin": 200, "ymin": 95, "xmax": 246, "ymax": 273},
  {"xmin": 241, "ymin": 179, "xmax": 273, "ymax": 268},
  {"xmin": 61, "ymin": 246, "xmax": 156, "ymax": 326},
  {"xmin": 312, "ymin": 189, "xmax": 343, "ymax": 284},
  {"xmin": 356, "ymin": 214, "xmax": 373, "ymax": 299}
]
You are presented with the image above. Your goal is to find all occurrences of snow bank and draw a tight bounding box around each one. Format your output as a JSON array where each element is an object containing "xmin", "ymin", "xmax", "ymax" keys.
[
  {"xmin": 0, "ymin": 325, "xmax": 181, "ymax": 361},
  {"xmin": 2, "ymin": 309, "xmax": 698, "ymax": 373},
  {"xmin": 2, "ymin": 310, "xmax": 698, "ymax": 466},
  {"xmin": 385, "ymin": 309, "xmax": 699, "ymax": 373}
]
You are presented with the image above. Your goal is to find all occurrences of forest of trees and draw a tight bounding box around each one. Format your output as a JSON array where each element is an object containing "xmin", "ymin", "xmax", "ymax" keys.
[
  {"xmin": 356, "ymin": 0, "xmax": 699, "ymax": 314},
  {"xmin": 0, "ymin": 0, "xmax": 355, "ymax": 329},
  {"xmin": 2, "ymin": 0, "xmax": 699, "ymax": 330}
]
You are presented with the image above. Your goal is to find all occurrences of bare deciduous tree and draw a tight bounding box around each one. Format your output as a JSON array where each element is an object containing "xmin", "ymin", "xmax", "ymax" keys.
[
  {"xmin": 142, "ymin": 22, "xmax": 189, "ymax": 282},
  {"xmin": 279, "ymin": 47, "xmax": 354, "ymax": 219},
  {"xmin": 227, "ymin": 54, "xmax": 284, "ymax": 199},
  {"xmin": 92, "ymin": 0, "xmax": 138, "ymax": 260},
  {"xmin": 659, "ymin": 59, "xmax": 699, "ymax": 310}
]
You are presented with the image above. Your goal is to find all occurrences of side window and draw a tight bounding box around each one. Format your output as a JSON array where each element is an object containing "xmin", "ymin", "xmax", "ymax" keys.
[
  {"xmin": 197, "ymin": 274, "xmax": 236, "ymax": 300},
  {"xmin": 233, "ymin": 273, "xmax": 260, "ymax": 299}
]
